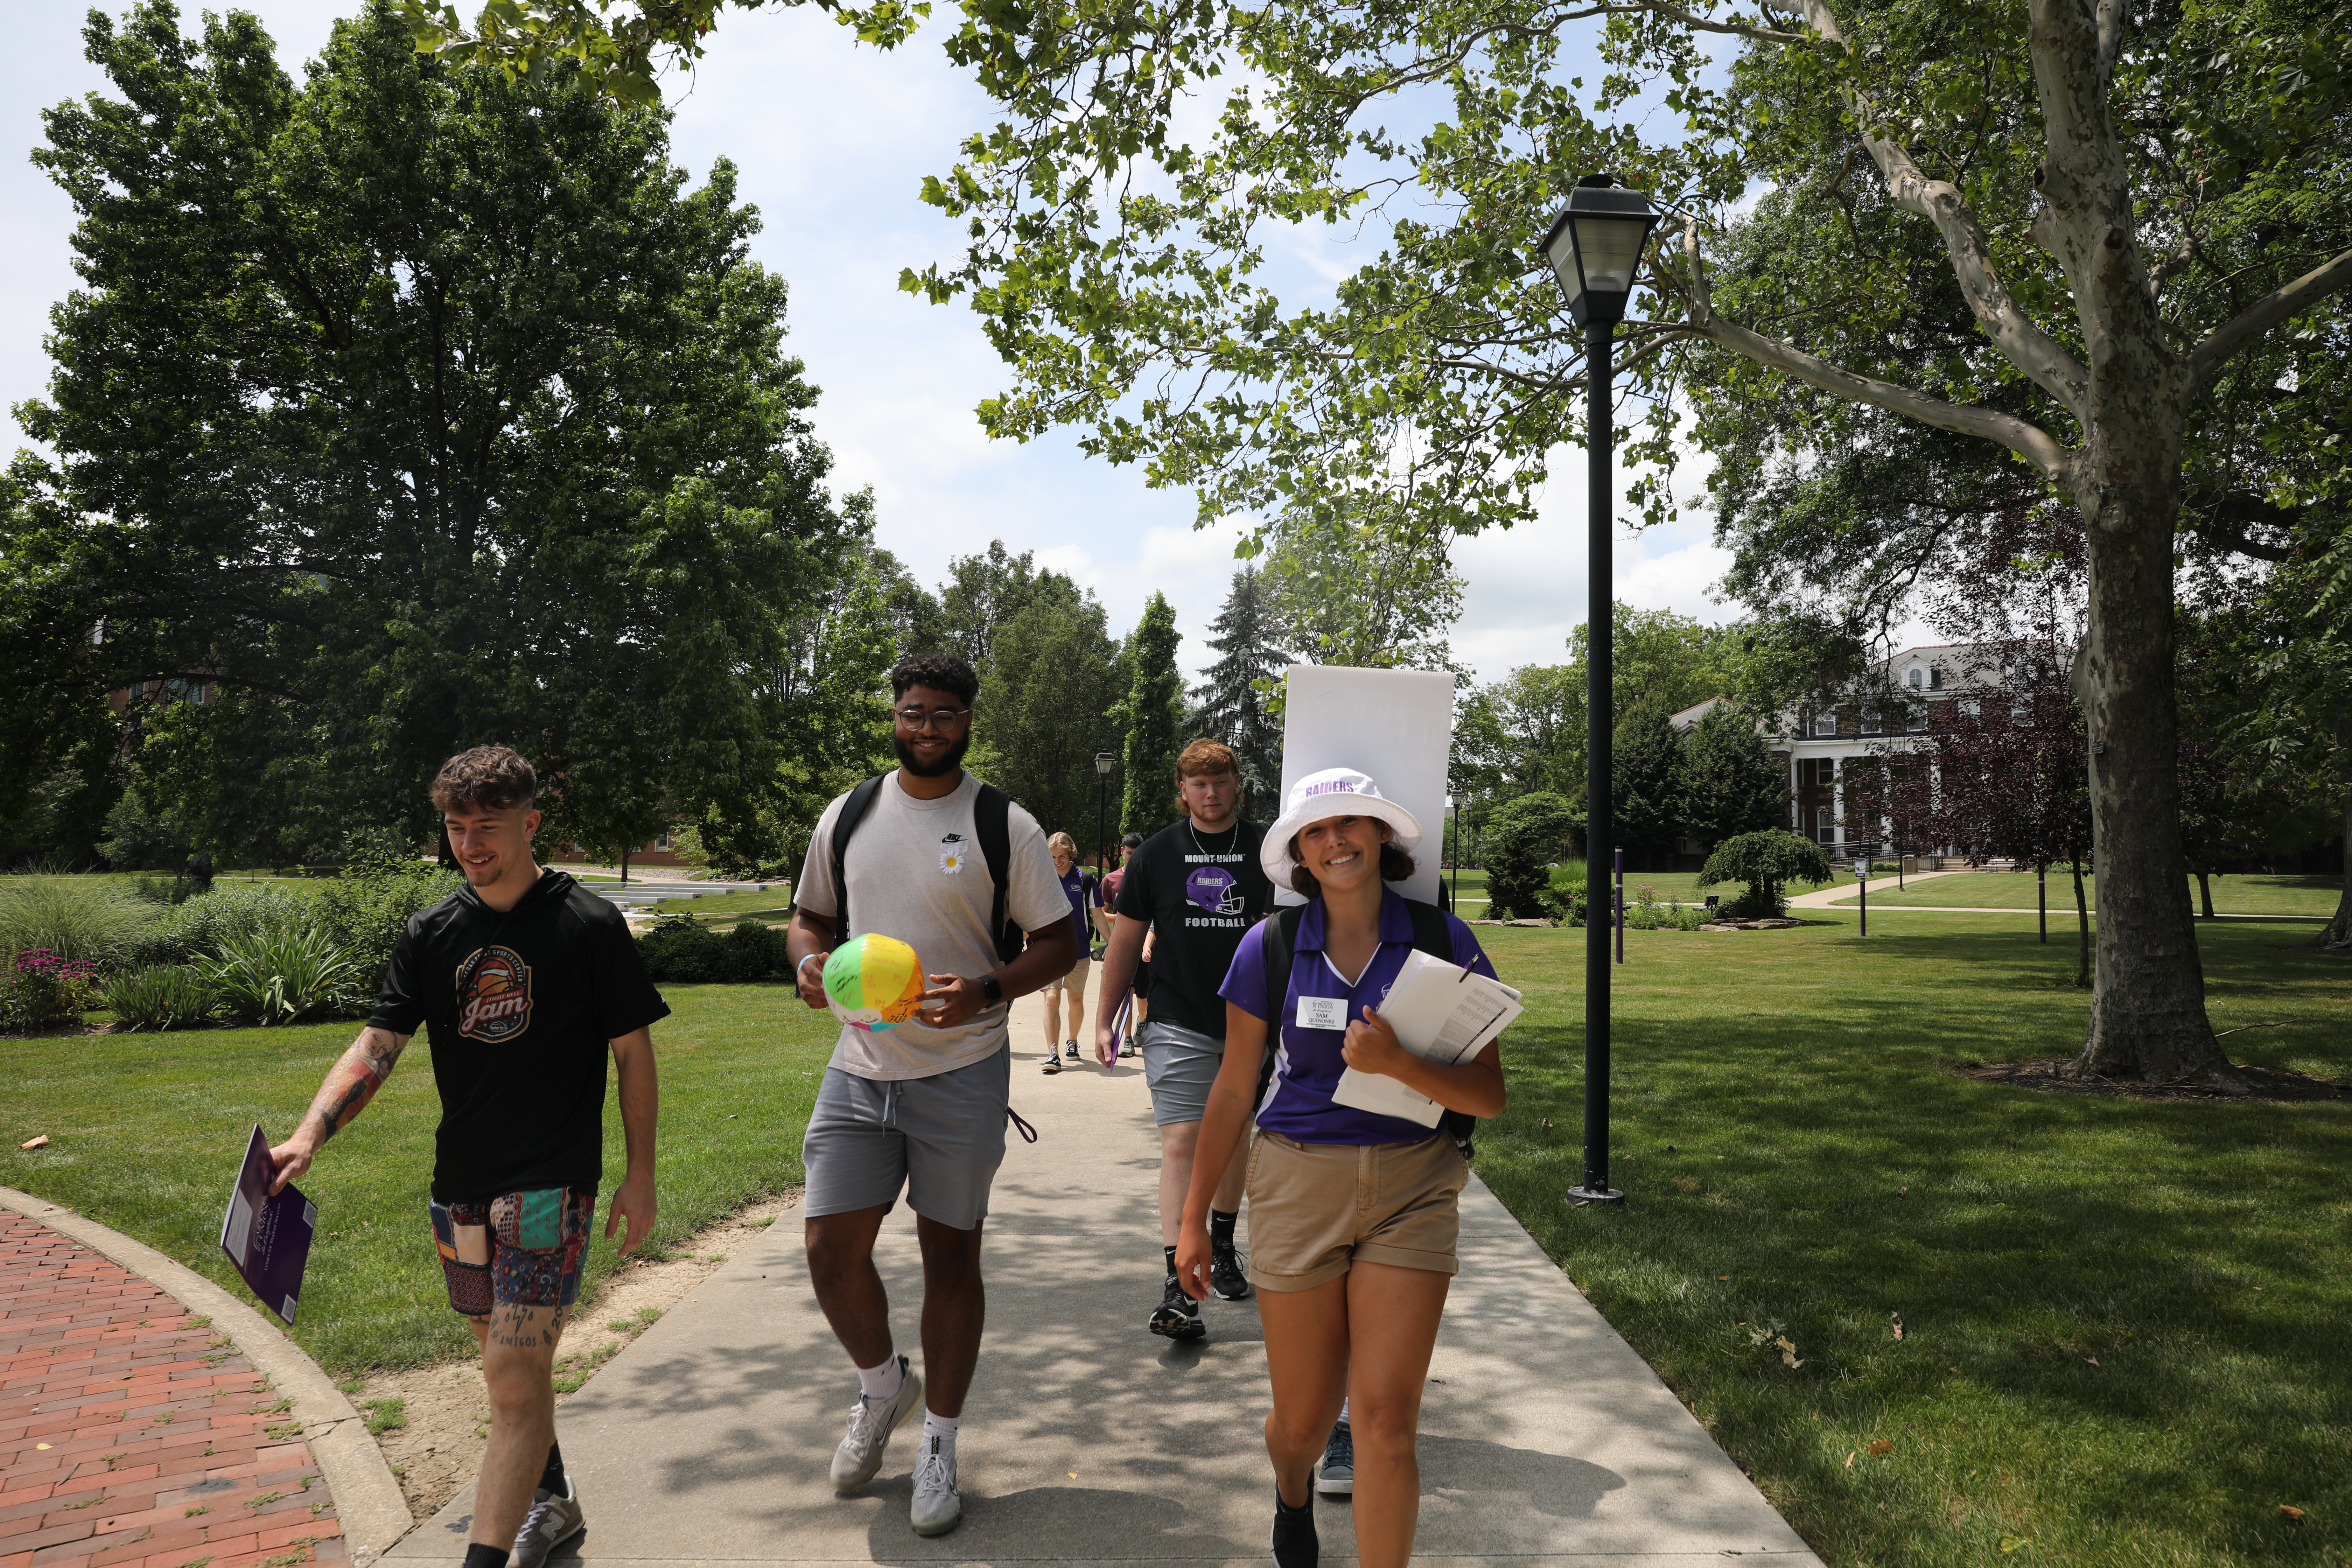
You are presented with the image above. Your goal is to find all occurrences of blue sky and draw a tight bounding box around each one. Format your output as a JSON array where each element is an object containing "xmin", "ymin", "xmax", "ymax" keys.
[{"xmin": 1, "ymin": 2, "xmax": 1742, "ymax": 686}]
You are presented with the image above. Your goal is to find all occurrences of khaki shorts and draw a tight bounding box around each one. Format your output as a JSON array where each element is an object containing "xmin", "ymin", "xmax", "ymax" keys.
[
  {"xmin": 1244, "ymin": 1129, "xmax": 1466, "ymax": 1292},
  {"xmin": 1041, "ymin": 954, "xmax": 1091, "ymax": 994}
]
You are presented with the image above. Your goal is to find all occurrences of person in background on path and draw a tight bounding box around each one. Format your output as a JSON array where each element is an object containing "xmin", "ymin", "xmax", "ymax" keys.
[
  {"xmin": 267, "ymin": 746, "xmax": 666, "ymax": 1568},
  {"xmin": 1094, "ymin": 741, "xmax": 1272, "ymax": 1340},
  {"xmin": 786, "ymin": 653, "xmax": 1079, "ymax": 1538},
  {"xmin": 1098, "ymin": 832, "xmax": 1146, "ymax": 1052},
  {"xmin": 1040, "ymin": 832, "xmax": 1097, "ymax": 1074},
  {"xmin": 1176, "ymin": 768, "xmax": 1507, "ymax": 1568}
]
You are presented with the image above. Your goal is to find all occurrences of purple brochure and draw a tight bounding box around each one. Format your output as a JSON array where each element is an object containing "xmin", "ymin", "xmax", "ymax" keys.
[{"xmin": 220, "ymin": 1124, "xmax": 316, "ymax": 1325}]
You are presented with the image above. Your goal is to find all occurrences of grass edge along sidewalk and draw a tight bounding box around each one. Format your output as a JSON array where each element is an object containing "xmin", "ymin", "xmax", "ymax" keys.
[
  {"xmin": 10, "ymin": 920, "xmax": 2350, "ymax": 1565},
  {"xmin": 1468, "ymin": 911, "xmax": 2346, "ymax": 1568},
  {"xmin": 1, "ymin": 985, "xmax": 838, "ymax": 1375}
]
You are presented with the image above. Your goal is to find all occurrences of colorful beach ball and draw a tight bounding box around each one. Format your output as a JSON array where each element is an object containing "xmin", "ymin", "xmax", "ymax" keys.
[{"xmin": 823, "ymin": 933, "xmax": 926, "ymax": 1031}]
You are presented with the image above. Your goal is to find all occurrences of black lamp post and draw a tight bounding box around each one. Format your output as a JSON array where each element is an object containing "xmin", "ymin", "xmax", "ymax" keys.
[
  {"xmin": 1093, "ymin": 751, "xmax": 1117, "ymax": 876},
  {"xmin": 1541, "ymin": 174, "xmax": 1659, "ymax": 1208}
]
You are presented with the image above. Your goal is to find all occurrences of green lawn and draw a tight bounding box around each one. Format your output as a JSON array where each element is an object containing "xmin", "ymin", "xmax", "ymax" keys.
[
  {"xmin": 1829, "ymin": 870, "xmax": 2342, "ymax": 916},
  {"xmin": 1, "ymin": 983, "xmax": 835, "ymax": 1373},
  {"xmin": 1450, "ymin": 864, "xmax": 1868, "ymax": 910},
  {"xmin": 642, "ymin": 887, "xmax": 795, "ymax": 921},
  {"xmin": 1470, "ymin": 911, "xmax": 2351, "ymax": 1567}
]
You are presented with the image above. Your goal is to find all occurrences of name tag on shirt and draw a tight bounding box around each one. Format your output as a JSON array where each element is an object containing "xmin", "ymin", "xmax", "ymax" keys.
[{"xmin": 1296, "ymin": 995, "xmax": 1350, "ymax": 1032}]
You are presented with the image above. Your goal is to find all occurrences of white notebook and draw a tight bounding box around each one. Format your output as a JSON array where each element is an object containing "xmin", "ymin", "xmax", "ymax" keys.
[{"xmin": 1328, "ymin": 948, "xmax": 1524, "ymax": 1126}]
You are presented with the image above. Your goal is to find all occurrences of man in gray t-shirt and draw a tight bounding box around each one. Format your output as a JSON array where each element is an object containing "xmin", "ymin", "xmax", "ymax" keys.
[{"xmin": 786, "ymin": 653, "xmax": 1076, "ymax": 1540}]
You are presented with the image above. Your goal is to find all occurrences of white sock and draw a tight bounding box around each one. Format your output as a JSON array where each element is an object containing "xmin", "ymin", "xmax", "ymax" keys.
[
  {"xmin": 857, "ymin": 1354, "xmax": 904, "ymax": 1404},
  {"xmin": 922, "ymin": 1410, "xmax": 961, "ymax": 1456},
  {"xmin": 1337, "ymin": 1397, "xmax": 1350, "ymax": 1426}
]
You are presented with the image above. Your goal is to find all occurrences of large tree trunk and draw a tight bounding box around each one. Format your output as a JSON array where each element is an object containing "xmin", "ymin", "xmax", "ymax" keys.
[
  {"xmin": 2069, "ymin": 476, "xmax": 2235, "ymax": 1086},
  {"xmin": 2321, "ymin": 799, "xmax": 2352, "ymax": 953}
]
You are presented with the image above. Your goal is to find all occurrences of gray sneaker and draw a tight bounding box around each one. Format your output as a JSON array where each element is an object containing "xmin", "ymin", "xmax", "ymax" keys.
[
  {"xmin": 830, "ymin": 1357, "xmax": 925, "ymax": 1493},
  {"xmin": 1315, "ymin": 1420, "xmax": 1353, "ymax": 1495},
  {"xmin": 909, "ymin": 1434, "xmax": 961, "ymax": 1537},
  {"xmin": 509, "ymin": 1476, "xmax": 586, "ymax": 1568}
]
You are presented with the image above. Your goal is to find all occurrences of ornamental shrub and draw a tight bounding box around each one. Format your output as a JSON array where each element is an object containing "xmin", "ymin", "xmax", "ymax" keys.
[
  {"xmin": 637, "ymin": 916, "xmax": 789, "ymax": 983},
  {"xmin": 125, "ymin": 883, "xmax": 313, "ymax": 969},
  {"xmin": 2, "ymin": 949, "xmax": 103, "ymax": 1030},
  {"xmin": 1485, "ymin": 792, "xmax": 1578, "ymax": 920},
  {"xmin": 1697, "ymin": 830, "xmax": 1832, "ymax": 918},
  {"xmin": 104, "ymin": 965, "xmax": 219, "ymax": 1031},
  {"xmin": 204, "ymin": 925, "xmax": 366, "ymax": 1024},
  {"xmin": 0, "ymin": 879, "xmax": 157, "ymax": 969}
]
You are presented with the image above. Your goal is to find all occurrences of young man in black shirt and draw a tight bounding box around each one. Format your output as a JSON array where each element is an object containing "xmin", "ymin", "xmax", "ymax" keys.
[
  {"xmin": 1093, "ymin": 740, "xmax": 1272, "ymax": 1339},
  {"xmin": 268, "ymin": 747, "xmax": 666, "ymax": 1568}
]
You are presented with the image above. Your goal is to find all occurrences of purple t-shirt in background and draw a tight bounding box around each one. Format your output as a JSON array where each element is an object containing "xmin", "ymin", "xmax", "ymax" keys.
[{"xmin": 1219, "ymin": 887, "xmax": 1499, "ymax": 1145}]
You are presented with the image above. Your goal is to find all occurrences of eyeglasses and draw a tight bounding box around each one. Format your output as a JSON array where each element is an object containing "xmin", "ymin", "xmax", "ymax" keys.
[{"xmin": 894, "ymin": 705, "xmax": 972, "ymax": 731}]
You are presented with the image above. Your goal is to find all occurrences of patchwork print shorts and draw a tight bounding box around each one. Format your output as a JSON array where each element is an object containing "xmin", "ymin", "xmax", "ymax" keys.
[{"xmin": 428, "ymin": 1187, "xmax": 595, "ymax": 1317}]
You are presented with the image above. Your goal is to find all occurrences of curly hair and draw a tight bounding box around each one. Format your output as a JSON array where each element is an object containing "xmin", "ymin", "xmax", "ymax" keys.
[
  {"xmin": 890, "ymin": 652, "xmax": 979, "ymax": 706},
  {"xmin": 430, "ymin": 745, "xmax": 536, "ymax": 814}
]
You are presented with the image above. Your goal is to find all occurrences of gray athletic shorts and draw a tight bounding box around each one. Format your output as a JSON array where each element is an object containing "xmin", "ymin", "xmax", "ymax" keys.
[
  {"xmin": 1140, "ymin": 1020, "xmax": 1226, "ymax": 1126},
  {"xmin": 802, "ymin": 1045, "xmax": 1011, "ymax": 1232}
]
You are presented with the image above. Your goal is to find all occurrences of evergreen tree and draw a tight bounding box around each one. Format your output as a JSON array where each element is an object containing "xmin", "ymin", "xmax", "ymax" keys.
[
  {"xmin": 1680, "ymin": 705, "xmax": 1792, "ymax": 855},
  {"xmin": 1117, "ymin": 593, "xmax": 1185, "ymax": 836},
  {"xmin": 1189, "ymin": 566, "xmax": 1289, "ymax": 819},
  {"xmin": 1613, "ymin": 702, "xmax": 1685, "ymax": 872}
]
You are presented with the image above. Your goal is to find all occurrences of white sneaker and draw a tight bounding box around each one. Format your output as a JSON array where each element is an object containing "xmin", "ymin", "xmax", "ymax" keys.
[
  {"xmin": 829, "ymin": 1357, "xmax": 924, "ymax": 1494},
  {"xmin": 909, "ymin": 1434, "xmax": 961, "ymax": 1536}
]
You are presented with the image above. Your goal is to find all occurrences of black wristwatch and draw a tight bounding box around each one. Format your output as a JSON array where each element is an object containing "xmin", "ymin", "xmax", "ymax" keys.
[{"xmin": 979, "ymin": 973, "xmax": 1004, "ymax": 1004}]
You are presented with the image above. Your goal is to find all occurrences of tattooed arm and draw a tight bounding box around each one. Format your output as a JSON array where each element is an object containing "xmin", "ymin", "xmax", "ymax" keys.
[{"xmin": 267, "ymin": 1026, "xmax": 410, "ymax": 1194}]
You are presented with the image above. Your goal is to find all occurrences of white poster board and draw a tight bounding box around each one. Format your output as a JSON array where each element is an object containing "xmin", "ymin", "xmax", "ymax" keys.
[{"xmin": 1274, "ymin": 665, "xmax": 1455, "ymax": 906}]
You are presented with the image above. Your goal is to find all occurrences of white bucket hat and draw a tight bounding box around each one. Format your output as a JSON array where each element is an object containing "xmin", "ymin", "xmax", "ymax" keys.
[{"xmin": 1262, "ymin": 767, "xmax": 1423, "ymax": 889}]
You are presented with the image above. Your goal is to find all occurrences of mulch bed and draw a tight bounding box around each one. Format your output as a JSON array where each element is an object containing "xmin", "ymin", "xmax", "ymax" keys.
[{"xmin": 1960, "ymin": 1058, "xmax": 2352, "ymax": 1103}]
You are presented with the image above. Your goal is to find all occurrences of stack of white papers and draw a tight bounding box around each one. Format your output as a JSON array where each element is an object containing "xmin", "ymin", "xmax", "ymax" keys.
[{"xmin": 1329, "ymin": 949, "xmax": 1524, "ymax": 1127}]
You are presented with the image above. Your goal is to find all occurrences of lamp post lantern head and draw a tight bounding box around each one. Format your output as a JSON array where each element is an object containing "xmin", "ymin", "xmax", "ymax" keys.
[
  {"xmin": 1094, "ymin": 751, "xmax": 1117, "ymax": 777},
  {"xmin": 1539, "ymin": 174, "xmax": 1660, "ymax": 328}
]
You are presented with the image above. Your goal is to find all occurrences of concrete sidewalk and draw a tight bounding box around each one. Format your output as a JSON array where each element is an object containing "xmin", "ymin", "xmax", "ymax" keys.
[{"xmin": 388, "ymin": 995, "xmax": 1821, "ymax": 1568}]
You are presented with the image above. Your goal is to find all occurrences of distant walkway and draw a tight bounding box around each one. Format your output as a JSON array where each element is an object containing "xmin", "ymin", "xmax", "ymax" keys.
[
  {"xmin": 0, "ymin": 1210, "xmax": 345, "ymax": 1568},
  {"xmin": 1785, "ymin": 870, "xmax": 1965, "ymax": 909},
  {"xmin": 388, "ymin": 989, "xmax": 1822, "ymax": 1568}
]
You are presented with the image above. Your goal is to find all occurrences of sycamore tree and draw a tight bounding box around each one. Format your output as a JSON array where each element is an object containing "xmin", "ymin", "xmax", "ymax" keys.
[
  {"xmin": 404, "ymin": 0, "xmax": 2350, "ymax": 1087},
  {"xmin": 5, "ymin": 2, "xmax": 856, "ymax": 872}
]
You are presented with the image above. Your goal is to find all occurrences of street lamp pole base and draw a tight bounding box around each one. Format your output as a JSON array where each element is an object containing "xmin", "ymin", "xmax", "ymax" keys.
[{"xmin": 1565, "ymin": 1185, "xmax": 1626, "ymax": 1206}]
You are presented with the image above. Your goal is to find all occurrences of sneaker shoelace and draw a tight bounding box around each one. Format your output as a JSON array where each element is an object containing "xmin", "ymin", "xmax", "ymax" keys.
[
  {"xmin": 845, "ymin": 1394, "xmax": 890, "ymax": 1446},
  {"xmin": 519, "ymin": 1494, "xmax": 564, "ymax": 1540},
  {"xmin": 915, "ymin": 1441, "xmax": 957, "ymax": 1493}
]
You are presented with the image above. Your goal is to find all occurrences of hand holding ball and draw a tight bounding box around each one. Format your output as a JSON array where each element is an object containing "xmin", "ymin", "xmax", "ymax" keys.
[{"xmin": 823, "ymin": 933, "xmax": 926, "ymax": 1031}]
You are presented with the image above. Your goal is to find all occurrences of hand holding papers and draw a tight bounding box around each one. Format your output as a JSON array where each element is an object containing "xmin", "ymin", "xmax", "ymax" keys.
[
  {"xmin": 1330, "ymin": 949, "xmax": 1523, "ymax": 1127},
  {"xmin": 221, "ymin": 1124, "xmax": 317, "ymax": 1325}
]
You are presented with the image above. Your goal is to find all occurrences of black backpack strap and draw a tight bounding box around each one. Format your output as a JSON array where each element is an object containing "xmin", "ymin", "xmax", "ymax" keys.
[
  {"xmin": 974, "ymin": 783, "xmax": 1023, "ymax": 965},
  {"xmin": 815, "ymin": 774, "xmax": 888, "ymax": 948},
  {"xmin": 1254, "ymin": 905, "xmax": 1306, "ymax": 1106}
]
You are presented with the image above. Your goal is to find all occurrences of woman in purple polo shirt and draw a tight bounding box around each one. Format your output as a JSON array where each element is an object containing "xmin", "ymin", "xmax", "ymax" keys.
[{"xmin": 1172, "ymin": 768, "xmax": 1506, "ymax": 1568}]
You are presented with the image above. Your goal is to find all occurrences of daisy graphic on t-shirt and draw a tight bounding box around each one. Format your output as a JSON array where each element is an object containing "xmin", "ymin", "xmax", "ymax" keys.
[{"xmin": 939, "ymin": 847, "xmax": 967, "ymax": 874}]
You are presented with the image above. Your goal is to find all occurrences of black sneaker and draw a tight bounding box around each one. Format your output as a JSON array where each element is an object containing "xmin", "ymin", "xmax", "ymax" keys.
[
  {"xmin": 1148, "ymin": 1273, "xmax": 1206, "ymax": 1340},
  {"xmin": 1270, "ymin": 1490, "xmax": 1317, "ymax": 1568},
  {"xmin": 1210, "ymin": 1244, "xmax": 1251, "ymax": 1301},
  {"xmin": 1314, "ymin": 1419, "xmax": 1353, "ymax": 1495},
  {"xmin": 1064, "ymin": 1040, "xmax": 1080, "ymax": 1059},
  {"xmin": 1042, "ymin": 1054, "xmax": 1062, "ymax": 1074}
]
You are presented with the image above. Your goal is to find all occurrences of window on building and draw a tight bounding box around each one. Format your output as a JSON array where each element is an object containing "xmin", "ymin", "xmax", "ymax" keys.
[
  {"xmin": 1861, "ymin": 709, "xmax": 1882, "ymax": 735},
  {"xmin": 1959, "ymin": 696, "xmax": 1982, "ymax": 718},
  {"xmin": 1929, "ymin": 666, "xmax": 1945, "ymax": 690},
  {"xmin": 1813, "ymin": 711, "xmax": 1839, "ymax": 737},
  {"xmin": 1815, "ymin": 807, "xmax": 1835, "ymax": 845},
  {"xmin": 1907, "ymin": 706, "xmax": 1927, "ymax": 734},
  {"xmin": 1905, "ymin": 667, "xmax": 1925, "ymax": 690}
]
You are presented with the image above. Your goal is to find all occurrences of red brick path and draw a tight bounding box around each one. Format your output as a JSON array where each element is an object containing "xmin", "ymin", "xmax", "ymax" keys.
[{"xmin": 0, "ymin": 1210, "xmax": 343, "ymax": 1568}]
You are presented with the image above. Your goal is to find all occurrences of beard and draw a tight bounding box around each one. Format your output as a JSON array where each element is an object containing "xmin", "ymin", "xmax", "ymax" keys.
[{"xmin": 893, "ymin": 729, "xmax": 972, "ymax": 778}]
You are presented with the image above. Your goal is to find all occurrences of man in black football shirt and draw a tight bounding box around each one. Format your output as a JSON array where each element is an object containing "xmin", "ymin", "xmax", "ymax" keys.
[
  {"xmin": 268, "ymin": 747, "xmax": 666, "ymax": 1568},
  {"xmin": 1093, "ymin": 739, "xmax": 1272, "ymax": 1340}
]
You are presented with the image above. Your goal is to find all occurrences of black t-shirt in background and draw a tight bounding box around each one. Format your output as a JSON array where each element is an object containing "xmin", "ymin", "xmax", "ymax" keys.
[
  {"xmin": 1114, "ymin": 817, "xmax": 1272, "ymax": 1037},
  {"xmin": 370, "ymin": 869, "xmax": 670, "ymax": 1203}
]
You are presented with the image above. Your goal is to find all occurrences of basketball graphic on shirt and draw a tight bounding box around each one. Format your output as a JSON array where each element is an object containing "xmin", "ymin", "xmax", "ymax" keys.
[
  {"xmin": 456, "ymin": 946, "xmax": 533, "ymax": 1042},
  {"xmin": 824, "ymin": 933, "xmax": 926, "ymax": 1032},
  {"xmin": 1185, "ymin": 865, "xmax": 1244, "ymax": 915}
]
